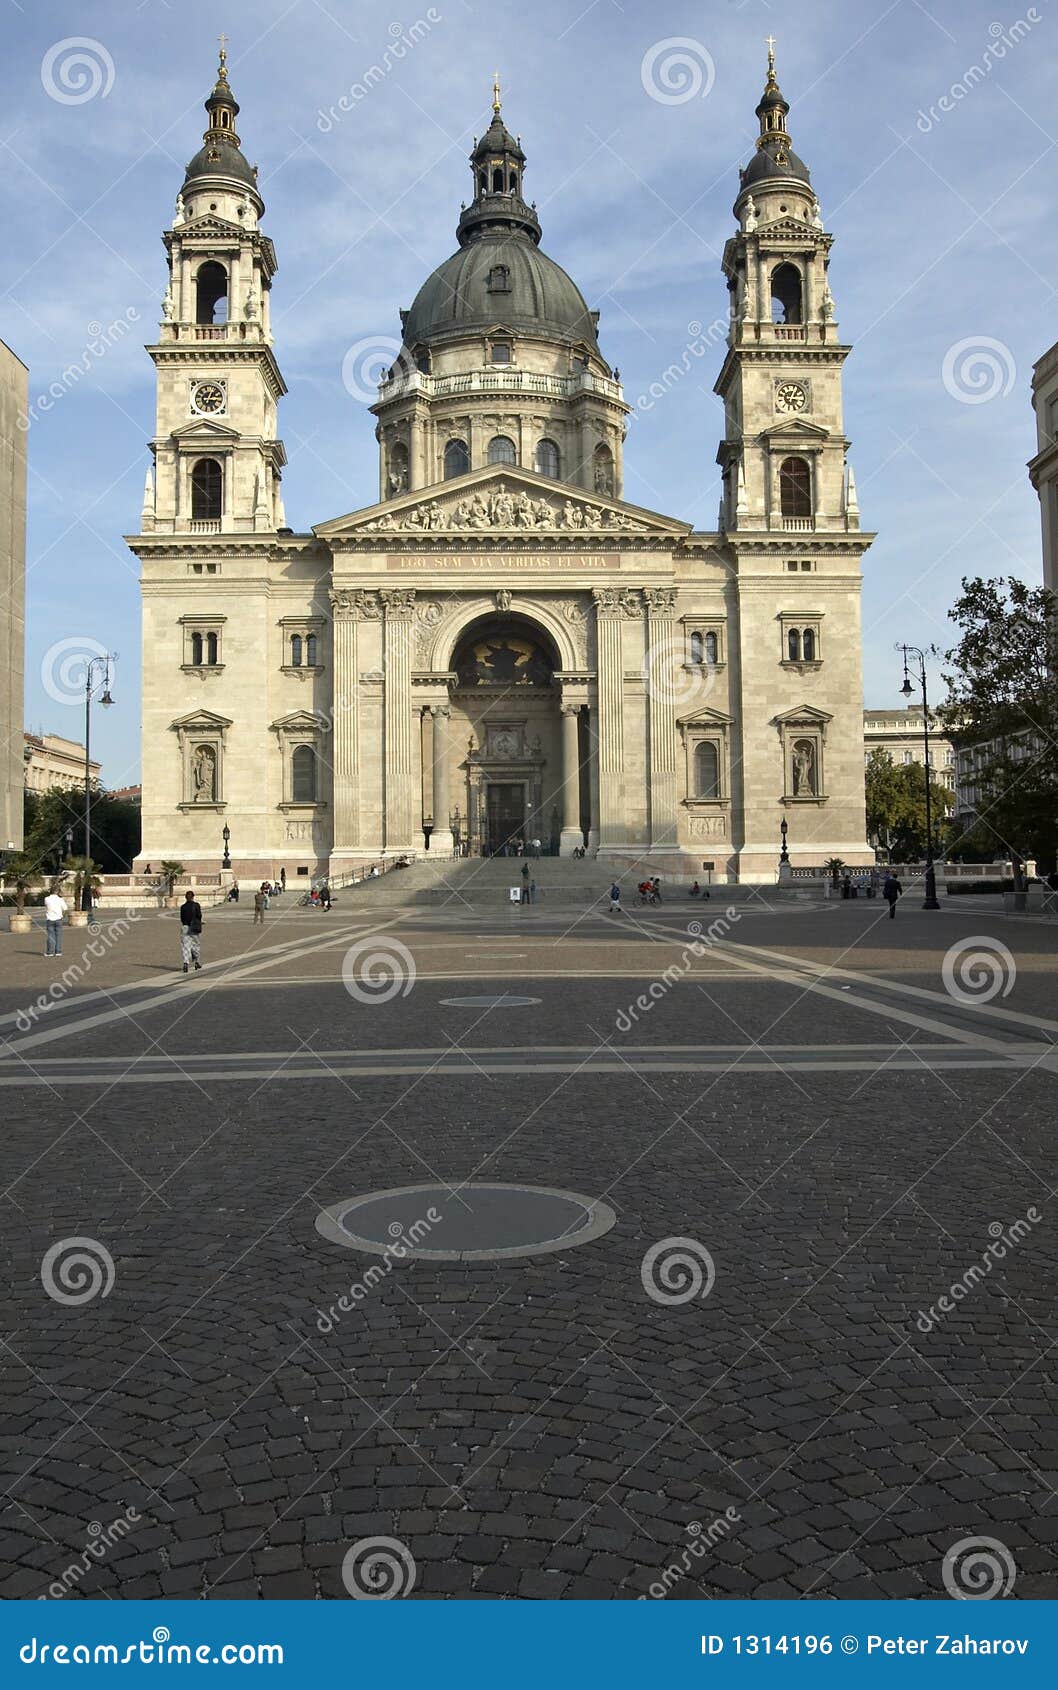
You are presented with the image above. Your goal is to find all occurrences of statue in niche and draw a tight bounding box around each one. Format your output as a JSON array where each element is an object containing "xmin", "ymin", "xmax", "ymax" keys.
[
  {"xmin": 192, "ymin": 745, "xmax": 217, "ymax": 802},
  {"xmin": 496, "ymin": 589, "xmax": 512, "ymax": 613},
  {"xmin": 173, "ymin": 192, "xmax": 186, "ymax": 227},
  {"xmin": 792, "ymin": 740, "xmax": 816, "ymax": 797},
  {"xmin": 594, "ymin": 459, "xmax": 614, "ymax": 497},
  {"xmin": 244, "ymin": 287, "xmax": 258, "ymax": 321},
  {"xmin": 743, "ymin": 194, "xmax": 757, "ymax": 232}
]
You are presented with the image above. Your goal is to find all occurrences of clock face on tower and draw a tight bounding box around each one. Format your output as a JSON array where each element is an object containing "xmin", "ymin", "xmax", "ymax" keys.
[
  {"xmin": 775, "ymin": 381, "xmax": 808, "ymax": 414},
  {"xmin": 191, "ymin": 380, "xmax": 226, "ymax": 416}
]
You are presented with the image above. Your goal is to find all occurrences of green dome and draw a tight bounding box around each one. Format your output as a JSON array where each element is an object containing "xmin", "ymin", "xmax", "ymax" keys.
[{"xmin": 402, "ymin": 233, "xmax": 600, "ymax": 351}]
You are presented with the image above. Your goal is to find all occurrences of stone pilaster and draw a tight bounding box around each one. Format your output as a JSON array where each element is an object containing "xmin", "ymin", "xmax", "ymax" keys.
[
  {"xmin": 592, "ymin": 587, "xmax": 641, "ymax": 849},
  {"xmin": 559, "ymin": 703, "xmax": 582, "ymax": 855},
  {"xmin": 643, "ymin": 586, "xmax": 678, "ymax": 850},
  {"xmin": 328, "ymin": 587, "xmax": 380, "ymax": 851},
  {"xmin": 381, "ymin": 588, "xmax": 417, "ymax": 851},
  {"xmin": 431, "ymin": 705, "xmax": 454, "ymax": 856}
]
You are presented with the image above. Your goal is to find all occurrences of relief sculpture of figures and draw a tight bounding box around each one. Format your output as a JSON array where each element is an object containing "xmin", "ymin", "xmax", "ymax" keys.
[{"xmin": 357, "ymin": 490, "xmax": 645, "ymax": 534}]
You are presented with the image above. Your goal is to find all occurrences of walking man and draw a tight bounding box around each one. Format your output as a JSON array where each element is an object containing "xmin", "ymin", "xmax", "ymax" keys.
[
  {"xmin": 253, "ymin": 885, "xmax": 266, "ymax": 926},
  {"xmin": 43, "ymin": 885, "xmax": 67, "ymax": 957},
  {"xmin": 179, "ymin": 888, "xmax": 203, "ymax": 971},
  {"xmin": 883, "ymin": 871, "xmax": 902, "ymax": 920},
  {"xmin": 609, "ymin": 880, "xmax": 623, "ymax": 914}
]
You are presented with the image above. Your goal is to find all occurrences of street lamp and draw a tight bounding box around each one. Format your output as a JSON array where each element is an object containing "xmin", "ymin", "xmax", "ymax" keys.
[
  {"xmin": 222, "ymin": 823, "xmax": 231, "ymax": 869},
  {"xmin": 82, "ymin": 655, "xmax": 116, "ymax": 909},
  {"xmin": 898, "ymin": 643, "xmax": 940, "ymax": 910},
  {"xmin": 779, "ymin": 817, "xmax": 789, "ymax": 863}
]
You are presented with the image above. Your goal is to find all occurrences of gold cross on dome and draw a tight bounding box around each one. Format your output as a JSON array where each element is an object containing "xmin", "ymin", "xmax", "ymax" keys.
[
  {"xmin": 217, "ymin": 32, "xmax": 229, "ymax": 72},
  {"xmin": 765, "ymin": 34, "xmax": 776, "ymax": 70}
]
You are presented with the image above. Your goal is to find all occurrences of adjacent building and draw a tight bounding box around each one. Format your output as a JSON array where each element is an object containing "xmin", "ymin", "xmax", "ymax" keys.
[
  {"xmin": 863, "ymin": 707, "xmax": 955, "ymax": 790},
  {"xmin": 130, "ymin": 47, "xmax": 875, "ymax": 883},
  {"xmin": 0, "ymin": 337, "xmax": 27, "ymax": 850},
  {"xmin": 23, "ymin": 732, "xmax": 100, "ymax": 795}
]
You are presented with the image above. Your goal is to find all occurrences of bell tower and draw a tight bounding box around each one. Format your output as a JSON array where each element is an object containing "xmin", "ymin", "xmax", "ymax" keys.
[
  {"xmin": 143, "ymin": 43, "xmax": 287, "ymax": 536},
  {"xmin": 715, "ymin": 42, "xmax": 859, "ymax": 538}
]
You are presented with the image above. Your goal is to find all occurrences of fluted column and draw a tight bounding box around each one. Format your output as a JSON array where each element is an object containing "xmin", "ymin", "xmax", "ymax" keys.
[
  {"xmin": 643, "ymin": 587, "xmax": 678, "ymax": 850},
  {"xmin": 420, "ymin": 707, "xmax": 434, "ymax": 824},
  {"xmin": 560, "ymin": 704, "xmax": 582, "ymax": 855},
  {"xmin": 593, "ymin": 588, "xmax": 636, "ymax": 850},
  {"xmin": 381, "ymin": 589, "xmax": 417, "ymax": 852},
  {"xmin": 431, "ymin": 705, "xmax": 454, "ymax": 856},
  {"xmin": 328, "ymin": 588, "xmax": 369, "ymax": 852}
]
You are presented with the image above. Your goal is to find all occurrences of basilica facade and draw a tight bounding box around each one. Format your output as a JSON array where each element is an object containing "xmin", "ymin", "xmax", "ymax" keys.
[{"xmin": 131, "ymin": 48, "xmax": 874, "ymax": 883}]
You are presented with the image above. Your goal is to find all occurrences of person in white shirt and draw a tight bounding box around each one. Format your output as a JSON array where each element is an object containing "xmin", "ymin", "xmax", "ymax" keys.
[{"xmin": 43, "ymin": 888, "xmax": 68, "ymax": 957}]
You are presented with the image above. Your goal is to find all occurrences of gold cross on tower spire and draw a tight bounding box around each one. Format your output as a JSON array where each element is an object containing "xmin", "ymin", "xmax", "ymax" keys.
[
  {"xmin": 492, "ymin": 70, "xmax": 501, "ymax": 114},
  {"xmin": 217, "ymin": 32, "xmax": 229, "ymax": 79},
  {"xmin": 764, "ymin": 34, "xmax": 776, "ymax": 73}
]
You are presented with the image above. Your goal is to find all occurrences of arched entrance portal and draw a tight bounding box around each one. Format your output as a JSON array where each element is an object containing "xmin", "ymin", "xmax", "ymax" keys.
[{"xmin": 444, "ymin": 615, "xmax": 570, "ymax": 857}]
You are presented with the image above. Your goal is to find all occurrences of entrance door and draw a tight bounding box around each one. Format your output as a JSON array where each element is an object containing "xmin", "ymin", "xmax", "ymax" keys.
[{"xmin": 486, "ymin": 782, "xmax": 525, "ymax": 856}]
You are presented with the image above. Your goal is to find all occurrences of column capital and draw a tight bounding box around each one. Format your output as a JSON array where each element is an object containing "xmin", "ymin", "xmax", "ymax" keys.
[
  {"xmin": 643, "ymin": 586, "xmax": 677, "ymax": 615},
  {"xmin": 592, "ymin": 586, "xmax": 642, "ymax": 619},
  {"xmin": 329, "ymin": 587, "xmax": 381, "ymax": 621},
  {"xmin": 381, "ymin": 588, "xmax": 417, "ymax": 619}
]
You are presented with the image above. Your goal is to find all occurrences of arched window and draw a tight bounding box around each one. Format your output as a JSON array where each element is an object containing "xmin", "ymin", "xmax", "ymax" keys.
[
  {"xmin": 509, "ymin": 172, "xmax": 518, "ymax": 195},
  {"xmin": 779, "ymin": 457, "xmax": 812, "ymax": 519},
  {"xmin": 487, "ymin": 435, "xmax": 517, "ymax": 466},
  {"xmin": 694, "ymin": 742, "xmax": 720, "ymax": 799},
  {"xmin": 690, "ymin": 631, "xmax": 703, "ymax": 664},
  {"xmin": 205, "ymin": 631, "xmax": 218, "ymax": 666},
  {"xmin": 191, "ymin": 458, "xmax": 222, "ymax": 520},
  {"xmin": 290, "ymin": 634, "xmax": 303, "ymax": 667},
  {"xmin": 491, "ymin": 167, "xmax": 504, "ymax": 192},
  {"xmin": 490, "ymin": 342, "xmax": 511, "ymax": 365},
  {"xmin": 443, "ymin": 439, "xmax": 470, "ymax": 479},
  {"xmin": 535, "ymin": 438, "xmax": 560, "ymax": 478},
  {"xmin": 788, "ymin": 628, "xmax": 801, "ymax": 662},
  {"xmin": 388, "ymin": 441, "xmax": 409, "ymax": 495},
  {"xmin": 593, "ymin": 443, "xmax": 614, "ymax": 496},
  {"xmin": 703, "ymin": 631, "xmax": 718, "ymax": 665},
  {"xmin": 801, "ymin": 628, "xmax": 816, "ymax": 661},
  {"xmin": 306, "ymin": 633, "xmax": 318, "ymax": 666},
  {"xmin": 195, "ymin": 261, "xmax": 228, "ymax": 325},
  {"xmin": 478, "ymin": 170, "xmax": 487, "ymax": 194},
  {"xmin": 292, "ymin": 745, "xmax": 317, "ymax": 803},
  {"xmin": 190, "ymin": 631, "xmax": 203, "ymax": 665},
  {"xmin": 771, "ymin": 263, "xmax": 802, "ymax": 324}
]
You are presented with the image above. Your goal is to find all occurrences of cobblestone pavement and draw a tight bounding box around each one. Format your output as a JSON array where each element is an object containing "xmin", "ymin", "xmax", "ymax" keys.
[{"xmin": 0, "ymin": 899, "xmax": 1055, "ymax": 1599}]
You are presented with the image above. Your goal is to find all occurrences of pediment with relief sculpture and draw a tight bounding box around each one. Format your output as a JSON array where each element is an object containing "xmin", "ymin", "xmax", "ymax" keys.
[{"xmin": 314, "ymin": 467, "xmax": 690, "ymax": 545}]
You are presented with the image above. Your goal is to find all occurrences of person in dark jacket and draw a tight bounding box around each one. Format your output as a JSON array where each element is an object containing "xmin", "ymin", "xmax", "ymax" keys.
[
  {"xmin": 180, "ymin": 890, "xmax": 203, "ymax": 971},
  {"xmin": 883, "ymin": 872, "xmax": 902, "ymax": 919}
]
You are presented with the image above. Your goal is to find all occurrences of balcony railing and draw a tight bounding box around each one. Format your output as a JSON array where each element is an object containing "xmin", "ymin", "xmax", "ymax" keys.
[
  {"xmin": 781, "ymin": 516, "xmax": 815, "ymax": 532},
  {"xmin": 186, "ymin": 519, "xmax": 222, "ymax": 533},
  {"xmin": 378, "ymin": 367, "xmax": 626, "ymax": 405},
  {"xmin": 773, "ymin": 325, "xmax": 806, "ymax": 341}
]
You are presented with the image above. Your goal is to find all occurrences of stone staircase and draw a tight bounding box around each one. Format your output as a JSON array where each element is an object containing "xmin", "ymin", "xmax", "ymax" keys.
[{"xmin": 330, "ymin": 857, "xmax": 810, "ymax": 911}]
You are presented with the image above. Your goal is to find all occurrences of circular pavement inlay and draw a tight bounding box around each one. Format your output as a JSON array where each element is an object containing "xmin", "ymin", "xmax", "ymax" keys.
[
  {"xmin": 315, "ymin": 1181, "xmax": 617, "ymax": 1261},
  {"xmin": 439, "ymin": 993, "xmax": 540, "ymax": 1007}
]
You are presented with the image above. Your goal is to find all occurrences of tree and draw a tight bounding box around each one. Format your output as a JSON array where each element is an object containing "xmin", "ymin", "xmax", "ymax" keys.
[
  {"xmin": 940, "ymin": 576, "xmax": 1058, "ymax": 872},
  {"xmin": 23, "ymin": 786, "xmax": 141, "ymax": 876},
  {"xmin": 2, "ymin": 852, "xmax": 40, "ymax": 913},
  {"xmin": 160, "ymin": 859, "xmax": 185, "ymax": 896},
  {"xmin": 865, "ymin": 748, "xmax": 953, "ymax": 860}
]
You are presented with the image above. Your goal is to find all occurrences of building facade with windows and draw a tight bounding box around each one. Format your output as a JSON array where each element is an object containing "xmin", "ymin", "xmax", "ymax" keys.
[
  {"xmin": 863, "ymin": 708, "xmax": 956, "ymax": 790},
  {"xmin": 23, "ymin": 733, "xmax": 101, "ymax": 795},
  {"xmin": 130, "ymin": 49, "xmax": 874, "ymax": 883}
]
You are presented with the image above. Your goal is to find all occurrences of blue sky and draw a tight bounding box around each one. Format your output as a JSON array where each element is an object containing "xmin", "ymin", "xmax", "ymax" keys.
[{"xmin": 1, "ymin": 0, "xmax": 1053, "ymax": 784}]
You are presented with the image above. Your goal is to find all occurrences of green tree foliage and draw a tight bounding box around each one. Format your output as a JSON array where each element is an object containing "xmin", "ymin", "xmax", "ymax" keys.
[
  {"xmin": 940, "ymin": 576, "xmax": 1058, "ymax": 870},
  {"xmin": 864, "ymin": 748, "xmax": 953, "ymax": 859},
  {"xmin": 23, "ymin": 787, "xmax": 141, "ymax": 877}
]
